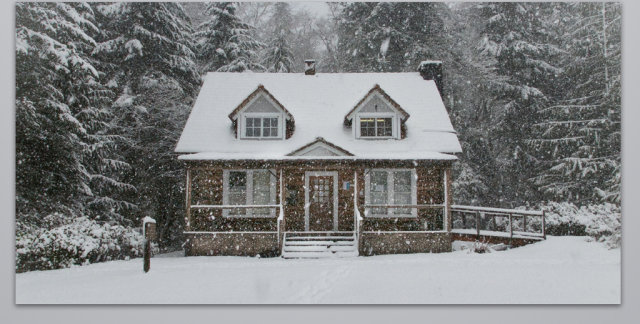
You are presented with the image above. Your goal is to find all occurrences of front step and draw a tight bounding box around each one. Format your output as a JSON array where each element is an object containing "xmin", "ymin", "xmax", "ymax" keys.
[{"xmin": 282, "ymin": 233, "xmax": 358, "ymax": 259}]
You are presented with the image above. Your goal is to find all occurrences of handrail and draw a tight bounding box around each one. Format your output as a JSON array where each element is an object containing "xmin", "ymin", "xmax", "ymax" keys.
[
  {"xmin": 450, "ymin": 205, "xmax": 546, "ymax": 241},
  {"xmin": 363, "ymin": 204, "xmax": 445, "ymax": 208},
  {"xmin": 277, "ymin": 204, "xmax": 284, "ymax": 246},
  {"xmin": 451, "ymin": 204, "xmax": 543, "ymax": 216},
  {"xmin": 191, "ymin": 204, "xmax": 281, "ymax": 209},
  {"xmin": 277, "ymin": 169, "xmax": 284, "ymax": 249}
]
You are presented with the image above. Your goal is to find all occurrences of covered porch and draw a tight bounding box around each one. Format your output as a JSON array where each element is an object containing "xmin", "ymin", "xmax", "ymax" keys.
[{"xmin": 182, "ymin": 159, "xmax": 454, "ymax": 257}]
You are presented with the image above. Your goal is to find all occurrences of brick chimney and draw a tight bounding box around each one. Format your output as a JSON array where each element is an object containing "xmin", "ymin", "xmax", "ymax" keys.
[
  {"xmin": 304, "ymin": 59, "xmax": 316, "ymax": 75},
  {"xmin": 418, "ymin": 60, "xmax": 444, "ymax": 98}
]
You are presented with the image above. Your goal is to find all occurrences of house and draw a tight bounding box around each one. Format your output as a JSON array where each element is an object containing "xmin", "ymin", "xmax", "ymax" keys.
[{"xmin": 175, "ymin": 60, "xmax": 462, "ymax": 258}]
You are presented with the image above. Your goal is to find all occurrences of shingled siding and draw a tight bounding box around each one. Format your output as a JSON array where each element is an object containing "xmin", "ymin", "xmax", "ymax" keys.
[
  {"xmin": 185, "ymin": 160, "xmax": 452, "ymax": 255},
  {"xmin": 184, "ymin": 232, "xmax": 279, "ymax": 256},
  {"xmin": 185, "ymin": 160, "xmax": 452, "ymax": 232},
  {"xmin": 360, "ymin": 232, "xmax": 452, "ymax": 255}
]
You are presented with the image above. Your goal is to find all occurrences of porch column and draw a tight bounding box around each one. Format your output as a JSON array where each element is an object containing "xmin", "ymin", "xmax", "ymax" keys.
[
  {"xmin": 185, "ymin": 167, "xmax": 192, "ymax": 231},
  {"xmin": 443, "ymin": 166, "xmax": 451, "ymax": 232}
]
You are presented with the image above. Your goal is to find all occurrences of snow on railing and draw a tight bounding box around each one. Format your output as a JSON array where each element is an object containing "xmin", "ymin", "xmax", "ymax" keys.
[
  {"xmin": 450, "ymin": 205, "xmax": 546, "ymax": 240},
  {"xmin": 277, "ymin": 204, "xmax": 284, "ymax": 246}
]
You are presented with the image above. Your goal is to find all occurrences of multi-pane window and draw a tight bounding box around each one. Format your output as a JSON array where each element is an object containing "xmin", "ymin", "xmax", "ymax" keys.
[
  {"xmin": 224, "ymin": 170, "xmax": 275, "ymax": 217},
  {"xmin": 370, "ymin": 171, "xmax": 388, "ymax": 214},
  {"xmin": 366, "ymin": 169, "xmax": 416, "ymax": 217},
  {"xmin": 245, "ymin": 117, "xmax": 279, "ymax": 138},
  {"xmin": 228, "ymin": 171, "xmax": 247, "ymax": 215},
  {"xmin": 359, "ymin": 117, "xmax": 393, "ymax": 137},
  {"xmin": 393, "ymin": 171, "xmax": 412, "ymax": 215}
]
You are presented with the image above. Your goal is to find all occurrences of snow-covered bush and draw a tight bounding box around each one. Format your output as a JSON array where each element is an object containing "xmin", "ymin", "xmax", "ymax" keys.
[
  {"xmin": 470, "ymin": 241, "xmax": 492, "ymax": 254},
  {"xmin": 540, "ymin": 202, "xmax": 621, "ymax": 249},
  {"xmin": 16, "ymin": 214, "xmax": 145, "ymax": 272}
]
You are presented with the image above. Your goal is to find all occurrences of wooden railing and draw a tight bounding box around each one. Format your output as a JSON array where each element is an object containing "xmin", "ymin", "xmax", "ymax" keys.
[
  {"xmin": 353, "ymin": 172, "xmax": 363, "ymax": 252},
  {"xmin": 450, "ymin": 205, "xmax": 546, "ymax": 240},
  {"xmin": 361, "ymin": 204, "xmax": 447, "ymax": 232}
]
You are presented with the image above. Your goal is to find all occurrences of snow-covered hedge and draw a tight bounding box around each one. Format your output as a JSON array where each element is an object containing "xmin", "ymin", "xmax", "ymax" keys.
[
  {"xmin": 541, "ymin": 202, "xmax": 621, "ymax": 249},
  {"xmin": 16, "ymin": 215, "xmax": 145, "ymax": 272}
]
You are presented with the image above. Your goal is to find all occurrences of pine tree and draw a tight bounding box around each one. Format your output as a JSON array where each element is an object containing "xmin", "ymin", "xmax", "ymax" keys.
[
  {"xmin": 195, "ymin": 2, "xmax": 264, "ymax": 72},
  {"xmin": 15, "ymin": 2, "xmax": 134, "ymax": 223},
  {"xmin": 92, "ymin": 2, "xmax": 201, "ymax": 243},
  {"xmin": 530, "ymin": 3, "xmax": 621, "ymax": 204},
  {"xmin": 336, "ymin": 2, "xmax": 449, "ymax": 72},
  {"xmin": 262, "ymin": 3, "xmax": 295, "ymax": 72},
  {"xmin": 465, "ymin": 2, "xmax": 564, "ymax": 206}
]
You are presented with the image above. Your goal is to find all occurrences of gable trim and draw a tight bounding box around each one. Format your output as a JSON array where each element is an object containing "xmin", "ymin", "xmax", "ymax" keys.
[
  {"xmin": 228, "ymin": 85, "xmax": 294, "ymax": 122},
  {"xmin": 345, "ymin": 84, "xmax": 410, "ymax": 122},
  {"xmin": 287, "ymin": 137, "xmax": 354, "ymax": 156}
]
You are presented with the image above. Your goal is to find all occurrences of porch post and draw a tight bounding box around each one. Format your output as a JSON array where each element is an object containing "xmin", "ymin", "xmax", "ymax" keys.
[
  {"xmin": 443, "ymin": 166, "xmax": 451, "ymax": 232},
  {"xmin": 185, "ymin": 167, "xmax": 192, "ymax": 231}
]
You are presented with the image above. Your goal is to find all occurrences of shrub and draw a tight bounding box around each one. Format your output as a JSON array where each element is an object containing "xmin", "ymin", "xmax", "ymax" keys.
[
  {"xmin": 540, "ymin": 202, "xmax": 621, "ymax": 249},
  {"xmin": 16, "ymin": 214, "xmax": 145, "ymax": 272}
]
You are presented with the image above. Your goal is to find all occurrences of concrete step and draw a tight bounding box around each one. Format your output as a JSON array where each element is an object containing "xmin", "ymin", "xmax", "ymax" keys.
[
  {"xmin": 282, "ymin": 250, "xmax": 359, "ymax": 259},
  {"xmin": 284, "ymin": 240, "xmax": 356, "ymax": 246},
  {"xmin": 283, "ymin": 245, "xmax": 357, "ymax": 252}
]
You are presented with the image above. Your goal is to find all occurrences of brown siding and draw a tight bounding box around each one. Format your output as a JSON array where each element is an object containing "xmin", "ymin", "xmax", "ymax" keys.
[
  {"xmin": 185, "ymin": 233, "xmax": 278, "ymax": 256},
  {"xmin": 361, "ymin": 232, "xmax": 452, "ymax": 255},
  {"xmin": 185, "ymin": 160, "xmax": 452, "ymax": 234}
]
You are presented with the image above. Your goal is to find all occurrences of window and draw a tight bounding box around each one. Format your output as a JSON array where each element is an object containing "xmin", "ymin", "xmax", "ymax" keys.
[
  {"xmin": 244, "ymin": 116, "xmax": 279, "ymax": 138},
  {"xmin": 358, "ymin": 117, "xmax": 394, "ymax": 138},
  {"xmin": 223, "ymin": 170, "xmax": 276, "ymax": 217},
  {"xmin": 365, "ymin": 169, "xmax": 417, "ymax": 217}
]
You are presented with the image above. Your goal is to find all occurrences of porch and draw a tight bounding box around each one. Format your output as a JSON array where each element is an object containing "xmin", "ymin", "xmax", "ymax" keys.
[{"xmin": 182, "ymin": 160, "xmax": 545, "ymax": 257}]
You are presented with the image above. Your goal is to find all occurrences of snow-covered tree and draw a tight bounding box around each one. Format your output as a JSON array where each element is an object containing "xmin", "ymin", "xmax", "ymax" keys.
[
  {"xmin": 262, "ymin": 3, "xmax": 295, "ymax": 72},
  {"xmin": 195, "ymin": 2, "xmax": 264, "ymax": 72},
  {"xmin": 336, "ymin": 2, "xmax": 450, "ymax": 72},
  {"xmin": 530, "ymin": 3, "xmax": 621, "ymax": 203},
  {"xmin": 92, "ymin": 2, "xmax": 201, "ymax": 242},
  {"xmin": 15, "ymin": 2, "xmax": 134, "ymax": 222}
]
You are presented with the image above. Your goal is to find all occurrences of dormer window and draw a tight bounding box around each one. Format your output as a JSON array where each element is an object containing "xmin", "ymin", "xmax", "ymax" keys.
[
  {"xmin": 245, "ymin": 116, "xmax": 279, "ymax": 138},
  {"xmin": 360, "ymin": 117, "xmax": 393, "ymax": 137},
  {"xmin": 344, "ymin": 84, "xmax": 410, "ymax": 140},
  {"xmin": 228, "ymin": 85, "xmax": 294, "ymax": 140}
]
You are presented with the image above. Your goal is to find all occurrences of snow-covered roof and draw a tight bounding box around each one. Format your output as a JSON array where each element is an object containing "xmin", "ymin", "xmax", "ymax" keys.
[{"xmin": 175, "ymin": 72, "xmax": 461, "ymax": 160}]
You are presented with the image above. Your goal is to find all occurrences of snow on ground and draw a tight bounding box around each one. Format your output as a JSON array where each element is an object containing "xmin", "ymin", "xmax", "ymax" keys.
[{"xmin": 15, "ymin": 236, "xmax": 619, "ymax": 304}]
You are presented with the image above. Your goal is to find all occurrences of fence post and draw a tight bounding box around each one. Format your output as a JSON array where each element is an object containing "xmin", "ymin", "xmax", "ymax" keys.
[
  {"xmin": 476, "ymin": 212, "xmax": 481, "ymax": 238},
  {"xmin": 542, "ymin": 210, "xmax": 546, "ymax": 239},
  {"xmin": 508, "ymin": 213, "xmax": 513, "ymax": 246},
  {"xmin": 523, "ymin": 215, "xmax": 527, "ymax": 233},
  {"xmin": 142, "ymin": 217, "xmax": 156, "ymax": 273}
]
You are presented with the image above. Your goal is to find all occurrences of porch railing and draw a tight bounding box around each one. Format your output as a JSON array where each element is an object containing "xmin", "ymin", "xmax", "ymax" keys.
[
  {"xmin": 353, "ymin": 172, "xmax": 363, "ymax": 251},
  {"xmin": 361, "ymin": 204, "xmax": 447, "ymax": 231},
  {"xmin": 450, "ymin": 205, "xmax": 546, "ymax": 240}
]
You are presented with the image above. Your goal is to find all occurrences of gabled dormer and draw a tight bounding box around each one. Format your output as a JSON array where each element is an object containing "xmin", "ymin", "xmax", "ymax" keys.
[
  {"xmin": 228, "ymin": 85, "xmax": 294, "ymax": 140},
  {"xmin": 344, "ymin": 84, "xmax": 410, "ymax": 140},
  {"xmin": 287, "ymin": 137, "xmax": 353, "ymax": 157}
]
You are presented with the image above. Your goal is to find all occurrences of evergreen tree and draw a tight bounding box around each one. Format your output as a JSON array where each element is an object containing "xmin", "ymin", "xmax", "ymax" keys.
[
  {"xmin": 195, "ymin": 2, "xmax": 264, "ymax": 72},
  {"xmin": 530, "ymin": 3, "xmax": 621, "ymax": 203},
  {"xmin": 92, "ymin": 2, "xmax": 201, "ymax": 244},
  {"xmin": 465, "ymin": 2, "xmax": 564, "ymax": 206},
  {"xmin": 336, "ymin": 2, "xmax": 449, "ymax": 72},
  {"xmin": 15, "ymin": 2, "xmax": 134, "ymax": 223},
  {"xmin": 262, "ymin": 3, "xmax": 295, "ymax": 72}
]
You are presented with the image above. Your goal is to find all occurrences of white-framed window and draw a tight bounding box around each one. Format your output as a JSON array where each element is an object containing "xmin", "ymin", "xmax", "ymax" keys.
[
  {"xmin": 359, "ymin": 116, "xmax": 393, "ymax": 137},
  {"xmin": 242, "ymin": 114, "xmax": 281, "ymax": 139},
  {"xmin": 364, "ymin": 169, "xmax": 417, "ymax": 217},
  {"xmin": 355, "ymin": 113, "xmax": 398, "ymax": 139},
  {"xmin": 222, "ymin": 169, "xmax": 277, "ymax": 217}
]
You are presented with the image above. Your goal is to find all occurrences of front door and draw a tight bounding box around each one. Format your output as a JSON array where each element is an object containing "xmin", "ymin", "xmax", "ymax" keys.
[{"xmin": 308, "ymin": 175, "xmax": 335, "ymax": 231}]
